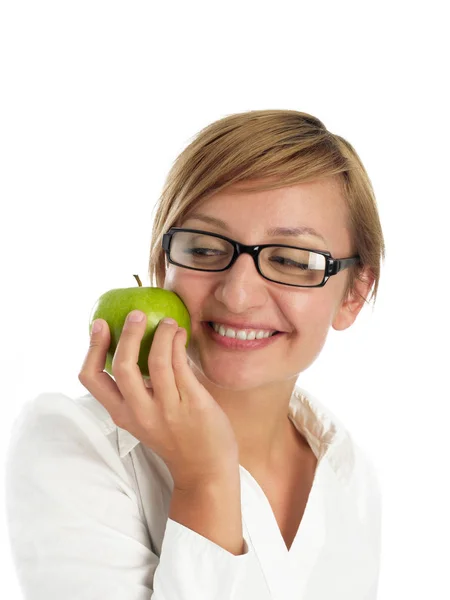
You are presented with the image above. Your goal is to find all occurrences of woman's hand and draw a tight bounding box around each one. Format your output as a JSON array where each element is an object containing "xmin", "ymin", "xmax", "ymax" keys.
[{"xmin": 78, "ymin": 310, "xmax": 239, "ymax": 491}]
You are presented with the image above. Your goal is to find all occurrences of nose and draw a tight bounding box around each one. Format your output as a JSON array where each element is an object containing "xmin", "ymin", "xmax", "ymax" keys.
[{"xmin": 213, "ymin": 252, "xmax": 269, "ymax": 311}]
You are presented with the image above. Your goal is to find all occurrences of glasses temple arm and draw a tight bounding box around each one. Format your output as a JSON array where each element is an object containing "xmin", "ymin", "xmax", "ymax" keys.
[{"xmin": 328, "ymin": 257, "xmax": 361, "ymax": 275}]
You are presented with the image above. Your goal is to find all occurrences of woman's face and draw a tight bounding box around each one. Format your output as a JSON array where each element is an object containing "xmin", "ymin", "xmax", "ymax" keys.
[{"xmin": 163, "ymin": 177, "xmax": 364, "ymax": 391}]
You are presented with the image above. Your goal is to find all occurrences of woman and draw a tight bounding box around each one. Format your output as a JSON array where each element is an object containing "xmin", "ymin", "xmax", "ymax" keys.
[{"xmin": 5, "ymin": 110, "xmax": 384, "ymax": 599}]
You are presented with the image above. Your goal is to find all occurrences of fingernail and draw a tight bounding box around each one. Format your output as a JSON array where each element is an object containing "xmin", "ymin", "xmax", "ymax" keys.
[
  {"xmin": 92, "ymin": 319, "xmax": 102, "ymax": 334},
  {"xmin": 128, "ymin": 310, "xmax": 145, "ymax": 323},
  {"xmin": 162, "ymin": 318, "xmax": 177, "ymax": 325}
]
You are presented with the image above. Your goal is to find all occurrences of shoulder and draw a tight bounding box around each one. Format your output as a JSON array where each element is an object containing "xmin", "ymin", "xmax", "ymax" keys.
[
  {"xmin": 6, "ymin": 392, "xmax": 120, "ymax": 464},
  {"xmin": 10, "ymin": 390, "xmax": 115, "ymax": 432}
]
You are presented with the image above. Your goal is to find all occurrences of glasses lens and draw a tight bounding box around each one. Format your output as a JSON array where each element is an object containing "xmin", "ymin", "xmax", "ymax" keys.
[
  {"xmin": 170, "ymin": 231, "xmax": 233, "ymax": 269},
  {"xmin": 169, "ymin": 231, "xmax": 326, "ymax": 286},
  {"xmin": 259, "ymin": 246, "xmax": 326, "ymax": 286}
]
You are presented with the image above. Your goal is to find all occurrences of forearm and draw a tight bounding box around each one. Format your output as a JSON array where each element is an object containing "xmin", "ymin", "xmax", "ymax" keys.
[{"xmin": 169, "ymin": 472, "xmax": 245, "ymax": 556}]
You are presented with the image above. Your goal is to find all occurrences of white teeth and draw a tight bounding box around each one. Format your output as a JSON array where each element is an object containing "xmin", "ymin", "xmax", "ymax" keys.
[{"xmin": 211, "ymin": 322, "xmax": 274, "ymax": 340}]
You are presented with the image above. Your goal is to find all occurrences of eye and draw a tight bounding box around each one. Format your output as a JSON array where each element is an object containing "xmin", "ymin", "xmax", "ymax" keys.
[
  {"xmin": 269, "ymin": 256, "xmax": 309, "ymax": 270},
  {"xmin": 184, "ymin": 247, "xmax": 228, "ymax": 256}
]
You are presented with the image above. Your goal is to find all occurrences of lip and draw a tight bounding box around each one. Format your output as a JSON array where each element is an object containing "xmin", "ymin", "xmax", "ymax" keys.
[
  {"xmin": 201, "ymin": 321, "xmax": 285, "ymax": 351},
  {"xmin": 205, "ymin": 319, "xmax": 281, "ymax": 333}
]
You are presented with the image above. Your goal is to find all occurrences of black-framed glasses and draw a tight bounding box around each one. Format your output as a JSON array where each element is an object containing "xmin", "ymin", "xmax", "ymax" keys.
[{"xmin": 162, "ymin": 228, "xmax": 361, "ymax": 288}]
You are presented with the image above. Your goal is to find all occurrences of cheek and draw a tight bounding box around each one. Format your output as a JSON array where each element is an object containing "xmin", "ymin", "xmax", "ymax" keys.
[
  {"xmin": 282, "ymin": 289, "xmax": 335, "ymax": 323},
  {"xmin": 163, "ymin": 268, "xmax": 207, "ymax": 325},
  {"xmin": 163, "ymin": 267, "xmax": 195, "ymax": 299},
  {"xmin": 284, "ymin": 293, "xmax": 336, "ymax": 351},
  {"xmin": 289, "ymin": 304, "xmax": 332, "ymax": 371},
  {"xmin": 163, "ymin": 266, "xmax": 176, "ymax": 290},
  {"xmin": 164, "ymin": 265, "xmax": 206, "ymax": 292}
]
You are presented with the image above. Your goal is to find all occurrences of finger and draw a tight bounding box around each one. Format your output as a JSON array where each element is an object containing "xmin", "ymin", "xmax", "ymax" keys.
[
  {"xmin": 112, "ymin": 310, "xmax": 150, "ymax": 411},
  {"xmin": 78, "ymin": 319, "xmax": 127, "ymax": 424},
  {"xmin": 143, "ymin": 377, "xmax": 154, "ymax": 389},
  {"xmin": 147, "ymin": 317, "xmax": 179, "ymax": 408},
  {"xmin": 172, "ymin": 327, "xmax": 202, "ymax": 402}
]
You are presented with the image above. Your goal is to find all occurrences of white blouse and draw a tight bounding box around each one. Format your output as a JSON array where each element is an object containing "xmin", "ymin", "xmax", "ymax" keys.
[{"xmin": 5, "ymin": 385, "xmax": 382, "ymax": 599}]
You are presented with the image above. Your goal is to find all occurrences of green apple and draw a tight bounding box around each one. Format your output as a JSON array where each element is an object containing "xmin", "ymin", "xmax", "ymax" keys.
[{"xmin": 88, "ymin": 275, "xmax": 191, "ymax": 379}]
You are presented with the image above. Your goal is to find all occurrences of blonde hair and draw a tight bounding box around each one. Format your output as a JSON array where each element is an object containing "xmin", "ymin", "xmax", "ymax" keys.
[{"xmin": 148, "ymin": 109, "xmax": 385, "ymax": 306}]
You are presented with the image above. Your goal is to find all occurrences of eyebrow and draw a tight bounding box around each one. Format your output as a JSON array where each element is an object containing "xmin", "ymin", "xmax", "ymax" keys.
[{"xmin": 183, "ymin": 213, "xmax": 327, "ymax": 244}]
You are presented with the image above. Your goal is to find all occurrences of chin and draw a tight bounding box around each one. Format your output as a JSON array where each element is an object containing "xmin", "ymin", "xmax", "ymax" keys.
[{"xmin": 192, "ymin": 358, "xmax": 272, "ymax": 392}]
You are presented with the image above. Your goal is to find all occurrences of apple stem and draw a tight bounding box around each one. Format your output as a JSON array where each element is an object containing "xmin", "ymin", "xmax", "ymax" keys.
[{"xmin": 133, "ymin": 274, "xmax": 142, "ymax": 287}]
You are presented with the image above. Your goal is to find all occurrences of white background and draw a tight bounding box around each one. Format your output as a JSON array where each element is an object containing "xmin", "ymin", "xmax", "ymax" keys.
[{"xmin": 1, "ymin": 1, "xmax": 449, "ymax": 598}]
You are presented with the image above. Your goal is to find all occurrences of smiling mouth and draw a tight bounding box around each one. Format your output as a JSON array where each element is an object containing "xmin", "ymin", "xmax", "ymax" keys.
[{"xmin": 206, "ymin": 322, "xmax": 281, "ymax": 337}]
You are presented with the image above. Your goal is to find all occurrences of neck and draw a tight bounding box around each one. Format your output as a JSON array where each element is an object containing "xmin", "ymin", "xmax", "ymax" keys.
[{"xmin": 188, "ymin": 367, "xmax": 301, "ymax": 474}]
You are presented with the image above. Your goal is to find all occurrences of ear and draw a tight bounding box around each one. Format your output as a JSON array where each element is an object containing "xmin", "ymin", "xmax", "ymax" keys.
[{"xmin": 332, "ymin": 267, "xmax": 375, "ymax": 331}]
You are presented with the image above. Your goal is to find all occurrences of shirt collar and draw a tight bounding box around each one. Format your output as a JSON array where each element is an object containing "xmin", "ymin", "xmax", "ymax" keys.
[
  {"xmin": 111, "ymin": 385, "xmax": 352, "ymax": 476},
  {"xmin": 117, "ymin": 425, "xmax": 141, "ymax": 458},
  {"xmin": 290, "ymin": 386, "xmax": 355, "ymax": 481},
  {"xmin": 78, "ymin": 385, "xmax": 352, "ymax": 479}
]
